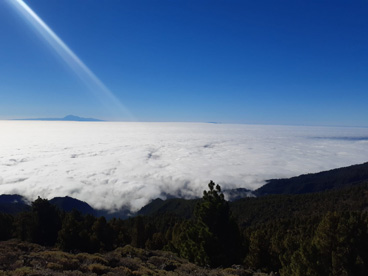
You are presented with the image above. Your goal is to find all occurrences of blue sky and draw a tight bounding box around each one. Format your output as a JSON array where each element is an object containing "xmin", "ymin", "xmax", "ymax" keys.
[{"xmin": 0, "ymin": 0, "xmax": 367, "ymax": 126}]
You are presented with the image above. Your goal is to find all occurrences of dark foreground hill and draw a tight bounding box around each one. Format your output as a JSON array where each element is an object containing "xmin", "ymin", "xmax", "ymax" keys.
[
  {"xmin": 255, "ymin": 162, "xmax": 368, "ymax": 196},
  {"xmin": 232, "ymin": 181, "xmax": 368, "ymax": 227},
  {"xmin": 139, "ymin": 162, "xmax": 368, "ymax": 218},
  {"xmin": 137, "ymin": 198, "xmax": 199, "ymax": 218},
  {"xmin": 2, "ymin": 171, "xmax": 368, "ymax": 274},
  {"xmin": 50, "ymin": 196, "xmax": 96, "ymax": 216},
  {"xmin": 0, "ymin": 195, "xmax": 132, "ymax": 220},
  {"xmin": 0, "ymin": 195, "xmax": 30, "ymax": 214},
  {"xmin": 137, "ymin": 181, "xmax": 368, "ymax": 227},
  {"xmin": 0, "ymin": 195, "xmax": 97, "ymax": 217},
  {"xmin": 2, "ymin": 161, "xmax": 368, "ymax": 219}
]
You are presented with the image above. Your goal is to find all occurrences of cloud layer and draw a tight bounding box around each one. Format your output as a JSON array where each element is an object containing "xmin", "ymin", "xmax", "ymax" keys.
[{"xmin": 1, "ymin": 121, "xmax": 368, "ymax": 212}]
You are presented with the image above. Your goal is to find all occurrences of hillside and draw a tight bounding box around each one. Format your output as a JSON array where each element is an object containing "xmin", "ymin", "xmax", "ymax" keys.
[
  {"xmin": 2, "ymin": 163, "xmax": 368, "ymax": 274},
  {"xmin": 135, "ymin": 181, "xmax": 368, "ymax": 227},
  {"xmin": 137, "ymin": 198, "xmax": 198, "ymax": 218},
  {"xmin": 50, "ymin": 196, "xmax": 96, "ymax": 216},
  {"xmin": 255, "ymin": 162, "xmax": 368, "ymax": 196},
  {"xmin": 134, "ymin": 162, "xmax": 368, "ymax": 221},
  {"xmin": 2, "ymin": 162, "xmax": 368, "ymax": 219},
  {"xmin": 0, "ymin": 240, "xmax": 267, "ymax": 276},
  {"xmin": 232, "ymin": 181, "xmax": 368, "ymax": 227},
  {"xmin": 0, "ymin": 195, "xmax": 30, "ymax": 214}
]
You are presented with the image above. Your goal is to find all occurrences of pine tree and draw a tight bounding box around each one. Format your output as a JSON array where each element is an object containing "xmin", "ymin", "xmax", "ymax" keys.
[
  {"xmin": 170, "ymin": 181, "xmax": 242, "ymax": 267},
  {"xmin": 31, "ymin": 197, "xmax": 62, "ymax": 246}
]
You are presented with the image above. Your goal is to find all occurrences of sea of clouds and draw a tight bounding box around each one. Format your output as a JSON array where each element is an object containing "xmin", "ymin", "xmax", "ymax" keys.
[{"xmin": 1, "ymin": 121, "xmax": 368, "ymax": 212}]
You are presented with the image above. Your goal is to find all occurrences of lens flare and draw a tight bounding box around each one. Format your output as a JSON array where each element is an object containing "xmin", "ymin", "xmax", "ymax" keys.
[{"xmin": 6, "ymin": 0, "xmax": 134, "ymax": 121}]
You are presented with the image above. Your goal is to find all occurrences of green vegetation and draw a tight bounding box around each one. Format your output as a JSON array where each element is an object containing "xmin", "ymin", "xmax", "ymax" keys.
[
  {"xmin": 168, "ymin": 181, "xmax": 241, "ymax": 267},
  {"xmin": 2, "ymin": 175, "xmax": 368, "ymax": 275},
  {"xmin": 0, "ymin": 240, "xmax": 266, "ymax": 276}
]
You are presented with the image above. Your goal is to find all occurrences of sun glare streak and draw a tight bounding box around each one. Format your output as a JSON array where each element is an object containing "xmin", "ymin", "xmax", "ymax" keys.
[{"xmin": 6, "ymin": 0, "xmax": 135, "ymax": 121}]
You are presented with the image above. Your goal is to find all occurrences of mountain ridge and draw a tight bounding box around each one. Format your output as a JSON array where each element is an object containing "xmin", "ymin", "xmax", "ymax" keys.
[
  {"xmin": 13, "ymin": 115, "xmax": 104, "ymax": 122},
  {"xmin": 1, "ymin": 161, "xmax": 368, "ymax": 218},
  {"xmin": 49, "ymin": 196, "xmax": 97, "ymax": 216},
  {"xmin": 255, "ymin": 161, "xmax": 368, "ymax": 196}
]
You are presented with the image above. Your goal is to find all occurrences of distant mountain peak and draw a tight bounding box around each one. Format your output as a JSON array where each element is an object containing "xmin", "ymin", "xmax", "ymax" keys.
[
  {"xmin": 14, "ymin": 115, "xmax": 104, "ymax": 122},
  {"xmin": 61, "ymin": 115, "xmax": 103, "ymax": 122},
  {"xmin": 63, "ymin": 115, "xmax": 83, "ymax": 120}
]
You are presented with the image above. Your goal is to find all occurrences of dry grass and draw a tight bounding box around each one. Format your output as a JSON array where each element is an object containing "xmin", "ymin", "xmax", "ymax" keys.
[{"xmin": 0, "ymin": 239, "xmax": 269, "ymax": 276}]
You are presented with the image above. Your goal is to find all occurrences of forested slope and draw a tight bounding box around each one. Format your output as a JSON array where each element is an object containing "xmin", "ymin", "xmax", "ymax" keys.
[
  {"xmin": 256, "ymin": 162, "xmax": 368, "ymax": 195},
  {"xmin": 2, "ymin": 163, "xmax": 368, "ymax": 275}
]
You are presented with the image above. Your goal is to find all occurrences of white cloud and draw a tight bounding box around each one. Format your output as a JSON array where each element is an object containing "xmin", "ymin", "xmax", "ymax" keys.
[{"xmin": 1, "ymin": 121, "xmax": 368, "ymax": 212}]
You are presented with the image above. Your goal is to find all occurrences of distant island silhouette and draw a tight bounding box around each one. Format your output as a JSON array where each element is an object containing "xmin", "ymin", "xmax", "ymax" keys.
[{"xmin": 14, "ymin": 115, "xmax": 104, "ymax": 122}]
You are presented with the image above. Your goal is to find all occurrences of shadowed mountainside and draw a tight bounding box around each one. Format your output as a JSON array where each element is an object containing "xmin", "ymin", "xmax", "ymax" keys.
[
  {"xmin": 2, "ymin": 165, "xmax": 368, "ymax": 274},
  {"xmin": 255, "ymin": 162, "xmax": 368, "ymax": 196},
  {"xmin": 50, "ymin": 196, "xmax": 96, "ymax": 216},
  {"xmin": 1, "ymin": 161, "xmax": 368, "ymax": 218},
  {"xmin": 137, "ymin": 198, "xmax": 199, "ymax": 218},
  {"xmin": 0, "ymin": 195, "xmax": 30, "ymax": 214}
]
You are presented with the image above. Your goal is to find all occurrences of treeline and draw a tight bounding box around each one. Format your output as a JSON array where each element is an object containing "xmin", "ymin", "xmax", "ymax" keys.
[
  {"xmin": 0, "ymin": 197, "xmax": 182, "ymax": 253},
  {"xmin": 243, "ymin": 211, "xmax": 368, "ymax": 275},
  {"xmin": 2, "ymin": 182, "xmax": 368, "ymax": 275},
  {"xmin": 232, "ymin": 182, "xmax": 368, "ymax": 227},
  {"xmin": 236, "ymin": 183, "xmax": 368, "ymax": 275},
  {"xmin": 0, "ymin": 182, "xmax": 241, "ymax": 268}
]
